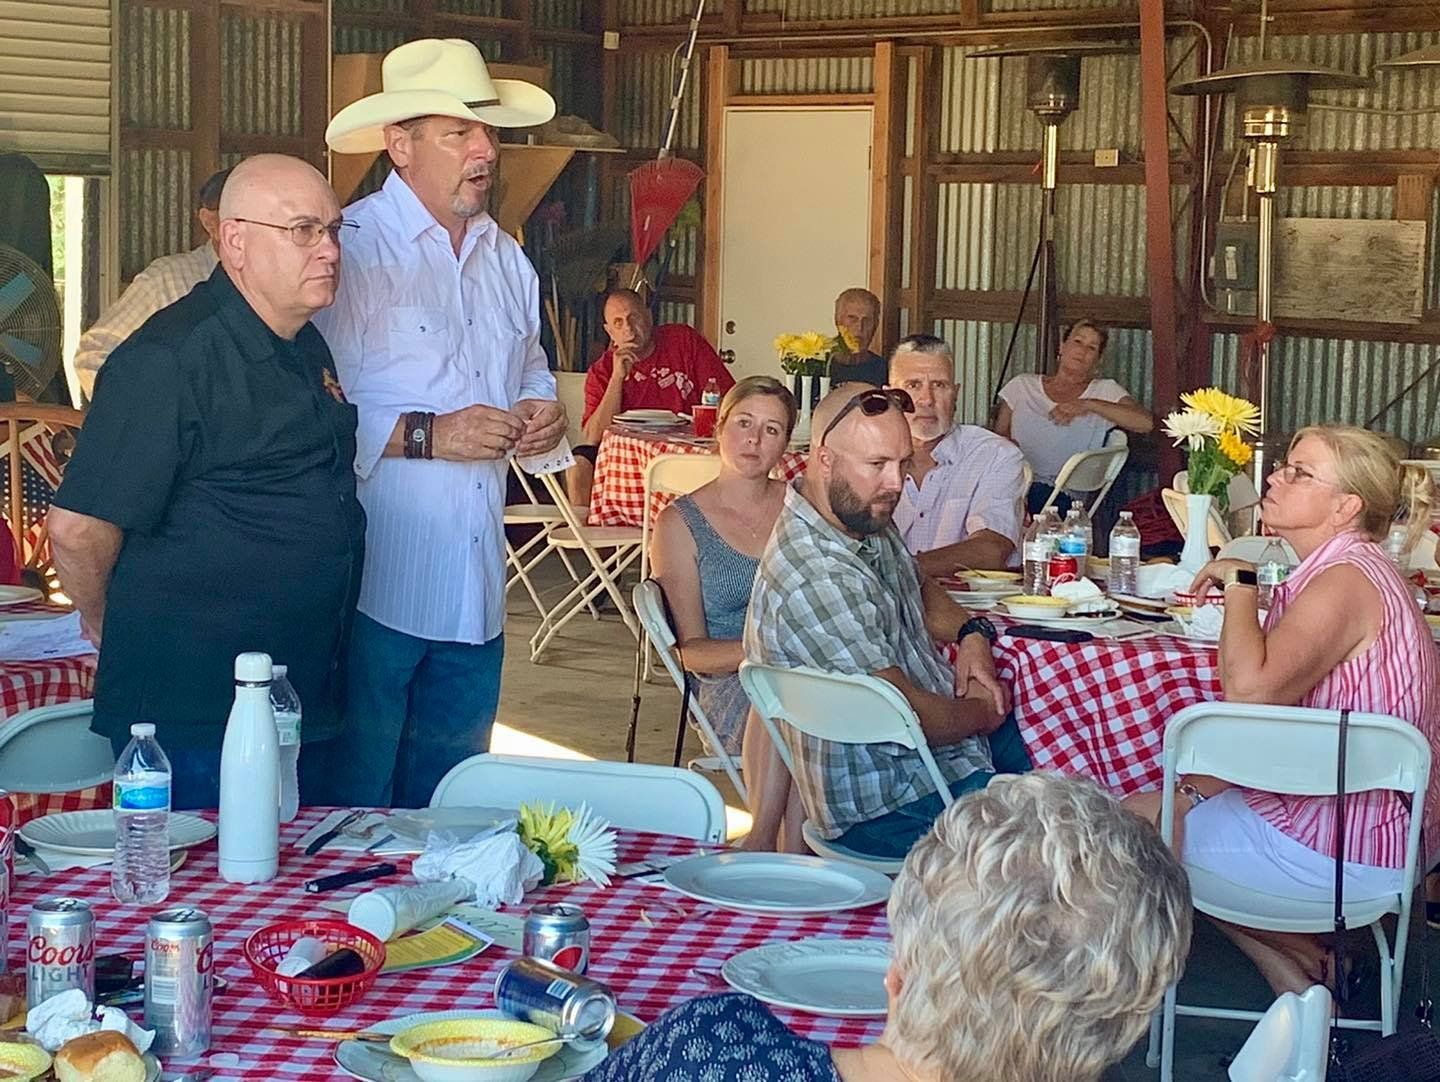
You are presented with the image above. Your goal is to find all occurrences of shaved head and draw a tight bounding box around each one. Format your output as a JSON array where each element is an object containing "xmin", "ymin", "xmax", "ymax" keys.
[
  {"xmin": 806, "ymin": 387, "xmax": 913, "ymax": 538},
  {"xmin": 217, "ymin": 154, "xmax": 343, "ymax": 339}
]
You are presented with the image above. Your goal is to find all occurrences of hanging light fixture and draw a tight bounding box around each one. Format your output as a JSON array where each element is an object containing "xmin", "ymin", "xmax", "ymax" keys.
[{"xmin": 969, "ymin": 40, "xmax": 1134, "ymax": 387}]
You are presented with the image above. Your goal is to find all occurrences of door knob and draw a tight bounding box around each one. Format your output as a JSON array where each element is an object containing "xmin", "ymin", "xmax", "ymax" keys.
[{"xmin": 720, "ymin": 349, "xmax": 736, "ymax": 365}]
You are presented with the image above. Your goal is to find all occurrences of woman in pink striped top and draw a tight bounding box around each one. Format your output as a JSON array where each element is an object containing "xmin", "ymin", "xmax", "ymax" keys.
[{"xmin": 1158, "ymin": 425, "xmax": 1435, "ymax": 997}]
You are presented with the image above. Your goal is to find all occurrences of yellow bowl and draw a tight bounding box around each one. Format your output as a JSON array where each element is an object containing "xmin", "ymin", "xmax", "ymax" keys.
[
  {"xmin": 965, "ymin": 569, "xmax": 1021, "ymax": 582},
  {"xmin": 0, "ymin": 1043, "xmax": 52, "ymax": 1081},
  {"xmin": 390, "ymin": 1019, "xmax": 560, "ymax": 1082},
  {"xmin": 1004, "ymin": 594, "xmax": 1070, "ymax": 609}
]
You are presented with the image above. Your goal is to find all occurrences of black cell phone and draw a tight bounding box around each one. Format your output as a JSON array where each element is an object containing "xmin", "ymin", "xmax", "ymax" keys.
[{"xmin": 1002, "ymin": 624, "xmax": 1095, "ymax": 644}]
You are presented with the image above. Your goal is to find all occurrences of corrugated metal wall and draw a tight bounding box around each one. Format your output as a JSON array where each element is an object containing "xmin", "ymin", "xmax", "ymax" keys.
[
  {"xmin": 743, "ymin": 0, "xmax": 966, "ymax": 18},
  {"xmin": 613, "ymin": 48, "xmax": 702, "ymax": 152},
  {"xmin": 738, "ymin": 56, "xmax": 873, "ymax": 94},
  {"xmin": 119, "ymin": 149, "xmax": 192, "ymax": 280},
  {"xmin": 118, "ymin": 5, "xmax": 190, "ymax": 130},
  {"xmin": 220, "ymin": 11, "xmax": 305, "ymax": 138},
  {"xmin": 617, "ymin": 0, "xmax": 694, "ymax": 27}
]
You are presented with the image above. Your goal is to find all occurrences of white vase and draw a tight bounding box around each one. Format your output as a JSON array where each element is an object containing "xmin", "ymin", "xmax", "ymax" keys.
[
  {"xmin": 1178, "ymin": 492, "xmax": 1215, "ymax": 575},
  {"xmin": 789, "ymin": 374, "xmax": 830, "ymax": 445}
]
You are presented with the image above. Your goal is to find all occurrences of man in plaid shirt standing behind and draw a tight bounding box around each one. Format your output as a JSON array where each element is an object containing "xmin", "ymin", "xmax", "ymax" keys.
[{"xmin": 745, "ymin": 386, "xmax": 1029, "ymax": 860}]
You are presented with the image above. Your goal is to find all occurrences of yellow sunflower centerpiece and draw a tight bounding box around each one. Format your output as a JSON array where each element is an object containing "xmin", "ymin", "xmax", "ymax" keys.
[
  {"xmin": 518, "ymin": 801, "xmax": 618, "ymax": 886},
  {"xmin": 1161, "ymin": 387, "xmax": 1259, "ymax": 508},
  {"xmin": 775, "ymin": 328, "xmax": 857, "ymax": 378}
]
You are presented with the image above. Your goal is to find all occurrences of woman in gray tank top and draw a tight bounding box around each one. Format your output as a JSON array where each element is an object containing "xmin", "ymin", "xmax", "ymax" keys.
[{"xmin": 650, "ymin": 376, "xmax": 800, "ymax": 850}]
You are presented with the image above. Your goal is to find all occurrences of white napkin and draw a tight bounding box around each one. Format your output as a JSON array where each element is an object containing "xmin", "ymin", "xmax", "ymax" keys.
[
  {"xmin": 1136, "ymin": 563, "xmax": 1191, "ymax": 599},
  {"xmin": 1049, "ymin": 578, "xmax": 1107, "ymax": 611},
  {"xmin": 25, "ymin": 989, "xmax": 154, "ymax": 1054},
  {"xmin": 1190, "ymin": 604, "xmax": 1224, "ymax": 638},
  {"xmin": 411, "ymin": 829, "xmax": 544, "ymax": 909}
]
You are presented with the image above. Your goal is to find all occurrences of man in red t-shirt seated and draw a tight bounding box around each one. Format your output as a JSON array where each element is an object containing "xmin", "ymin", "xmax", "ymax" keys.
[{"xmin": 567, "ymin": 289, "xmax": 735, "ymax": 505}]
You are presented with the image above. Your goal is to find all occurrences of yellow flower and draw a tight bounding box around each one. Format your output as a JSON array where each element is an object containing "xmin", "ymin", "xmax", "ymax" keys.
[
  {"xmin": 518, "ymin": 801, "xmax": 581, "ymax": 884},
  {"xmin": 837, "ymin": 326, "xmax": 860, "ymax": 353},
  {"xmin": 796, "ymin": 331, "xmax": 831, "ymax": 359},
  {"xmin": 773, "ymin": 333, "xmax": 799, "ymax": 357},
  {"xmin": 1181, "ymin": 387, "xmax": 1261, "ymax": 436},
  {"xmin": 1218, "ymin": 429, "xmax": 1253, "ymax": 468}
]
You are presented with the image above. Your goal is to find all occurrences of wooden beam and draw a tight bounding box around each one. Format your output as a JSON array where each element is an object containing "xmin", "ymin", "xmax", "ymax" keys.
[
  {"xmin": 1396, "ymin": 174, "xmax": 1435, "ymax": 223},
  {"xmin": 727, "ymin": 93, "xmax": 875, "ymax": 107},
  {"xmin": 933, "ymin": 289, "xmax": 1152, "ymax": 329},
  {"xmin": 299, "ymin": 9, "xmax": 329, "ymax": 171},
  {"xmin": 871, "ymin": 41, "xmax": 904, "ymax": 347},
  {"xmin": 909, "ymin": 45, "xmax": 940, "ymax": 336},
  {"xmin": 1203, "ymin": 311, "xmax": 1440, "ymax": 346},
  {"xmin": 1139, "ymin": 0, "xmax": 1179, "ymax": 429},
  {"xmin": 699, "ymin": 45, "xmax": 730, "ymax": 346},
  {"xmin": 191, "ymin": 0, "xmax": 221, "ymax": 248},
  {"xmin": 929, "ymin": 160, "xmax": 1193, "ymax": 186}
]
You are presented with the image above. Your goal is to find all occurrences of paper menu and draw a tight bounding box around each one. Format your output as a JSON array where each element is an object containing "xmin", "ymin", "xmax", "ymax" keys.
[
  {"xmin": 381, "ymin": 916, "xmax": 493, "ymax": 974},
  {"xmin": 0, "ymin": 611, "xmax": 96, "ymax": 661},
  {"xmin": 515, "ymin": 438, "xmax": 575, "ymax": 477}
]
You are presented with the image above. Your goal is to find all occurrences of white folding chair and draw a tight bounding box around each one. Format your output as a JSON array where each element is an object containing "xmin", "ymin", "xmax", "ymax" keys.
[
  {"xmin": 635, "ymin": 453, "xmax": 724, "ymax": 685},
  {"xmin": 632, "ymin": 580, "xmax": 747, "ymax": 802},
  {"xmin": 1217, "ymin": 535, "xmax": 1298, "ymax": 564},
  {"xmin": 1227, "ymin": 985, "xmax": 1333, "ymax": 1082},
  {"xmin": 528, "ymin": 471, "xmax": 644, "ymax": 661},
  {"xmin": 1148, "ymin": 702, "xmax": 1430, "ymax": 1082},
  {"xmin": 504, "ymin": 461, "xmax": 596, "ymax": 621},
  {"xmin": 1035, "ymin": 430, "xmax": 1129, "ymax": 518},
  {"xmin": 430, "ymin": 752, "xmax": 727, "ymax": 843},
  {"xmin": 739, "ymin": 661, "xmax": 955, "ymax": 875},
  {"xmin": 0, "ymin": 700, "xmax": 113, "ymax": 794}
]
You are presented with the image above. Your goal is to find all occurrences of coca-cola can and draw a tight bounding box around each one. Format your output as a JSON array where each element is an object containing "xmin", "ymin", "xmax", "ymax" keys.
[
  {"xmin": 0, "ymin": 790, "xmax": 13, "ymax": 975},
  {"xmin": 144, "ymin": 908, "xmax": 213, "ymax": 1057},
  {"xmin": 1047, "ymin": 552, "xmax": 1079, "ymax": 588},
  {"xmin": 27, "ymin": 898, "xmax": 95, "ymax": 1008},
  {"xmin": 522, "ymin": 903, "xmax": 590, "ymax": 974}
]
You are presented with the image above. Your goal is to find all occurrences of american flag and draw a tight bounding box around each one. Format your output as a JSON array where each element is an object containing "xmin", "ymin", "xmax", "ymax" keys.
[{"xmin": 0, "ymin": 423, "xmax": 67, "ymax": 567}]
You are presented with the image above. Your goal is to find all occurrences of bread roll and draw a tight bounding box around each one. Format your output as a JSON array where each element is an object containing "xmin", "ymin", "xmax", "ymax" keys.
[{"xmin": 54, "ymin": 1031, "xmax": 145, "ymax": 1082}]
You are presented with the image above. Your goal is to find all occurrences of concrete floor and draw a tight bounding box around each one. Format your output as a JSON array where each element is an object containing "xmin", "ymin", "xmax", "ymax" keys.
[{"xmin": 496, "ymin": 562, "xmax": 1427, "ymax": 1080}]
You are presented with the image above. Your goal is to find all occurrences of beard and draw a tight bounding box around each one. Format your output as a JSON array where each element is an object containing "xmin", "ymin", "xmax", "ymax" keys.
[
  {"xmin": 828, "ymin": 473, "xmax": 898, "ymax": 536},
  {"xmin": 450, "ymin": 170, "xmax": 492, "ymax": 219}
]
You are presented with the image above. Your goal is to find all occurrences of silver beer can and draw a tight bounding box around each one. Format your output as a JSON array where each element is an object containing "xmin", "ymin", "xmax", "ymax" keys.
[
  {"xmin": 144, "ymin": 908, "xmax": 213, "ymax": 1057},
  {"xmin": 495, "ymin": 957, "xmax": 616, "ymax": 1049},
  {"xmin": 27, "ymin": 898, "xmax": 95, "ymax": 1008},
  {"xmin": 522, "ymin": 903, "xmax": 590, "ymax": 974}
]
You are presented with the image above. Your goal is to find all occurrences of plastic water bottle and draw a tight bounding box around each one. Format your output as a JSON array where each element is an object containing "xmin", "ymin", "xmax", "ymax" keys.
[
  {"xmin": 219, "ymin": 652, "xmax": 280, "ymax": 885},
  {"xmin": 1109, "ymin": 511, "xmax": 1142, "ymax": 596},
  {"xmin": 1256, "ymin": 539, "xmax": 1292, "ymax": 609},
  {"xmin": 1384, "ymin": 523, "xmax": 1428, "ymax": 609},
  {"xmin": 1024, "ymin": 510, "xmax": 1061, "ymax": 594},
  {"xmin": 701, "ymin": 378, "xmax": 721, "ymax": 409},
  {"xmin": 1062, "ymin": 507, "xmax": 1091, "ymax": 567},
  {"xmin": 271, "ymin": 665, "xmax": 302, "ymax": 825},
  {"xmin": 112, "ymin": 723, "xmax": 171, "ymax": 905}
]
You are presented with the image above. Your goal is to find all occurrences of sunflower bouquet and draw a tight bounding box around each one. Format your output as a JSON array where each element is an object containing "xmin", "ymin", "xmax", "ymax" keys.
[
  {"xmin": 774, "ymin": 327, "xmax": 860, "ymax": 378},
  {"xmin": 517, "ymin": 801, "xmax": 618, "ymax": 887},
  {"xmin": 1161, "ymin": 388, "xmax": 1259, "ymax": 510}
]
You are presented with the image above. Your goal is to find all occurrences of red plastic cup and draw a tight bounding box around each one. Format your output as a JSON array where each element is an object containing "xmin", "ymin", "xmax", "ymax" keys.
[{"xmin": 692, "ymin": 404, "xmax": 718, "ymax": 438}]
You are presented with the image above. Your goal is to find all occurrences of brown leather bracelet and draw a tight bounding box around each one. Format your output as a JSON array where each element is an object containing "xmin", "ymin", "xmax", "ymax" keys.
[{"xmin": 420, "ymin": 411, "xmax": 434, "ymax": 460}]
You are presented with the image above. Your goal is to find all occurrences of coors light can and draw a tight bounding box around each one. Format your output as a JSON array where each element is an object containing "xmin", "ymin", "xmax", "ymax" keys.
[
  {"xmin": 27, "ymin": 898, "xmax": 95, "ymax": 1008},
  {"xmin": 144, "ymin": 908, "xmax": 213, "ymax": 1057}
]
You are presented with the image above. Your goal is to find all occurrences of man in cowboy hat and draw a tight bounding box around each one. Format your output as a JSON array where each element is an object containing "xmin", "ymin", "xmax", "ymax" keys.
[{"xmin": 314, "ymin": 39, "xmax": 565, "ymax": 807}]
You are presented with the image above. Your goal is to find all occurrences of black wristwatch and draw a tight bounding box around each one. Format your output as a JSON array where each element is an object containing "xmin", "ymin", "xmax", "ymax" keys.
[
  {"xmin": 1227, "ymin": 568, "xmax": 1258, "ymax": 588},
  {"xmin": 956, "ymin": 616, "xmax": 998, "ymax": 646}
]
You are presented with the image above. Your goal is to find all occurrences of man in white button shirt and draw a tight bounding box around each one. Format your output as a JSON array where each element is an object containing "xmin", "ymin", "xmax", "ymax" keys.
[
  {"xmin": 890, "ymin": 335, "xmax": 1026, "ymax": 577},
  {"xmin": 314, "ymin": 39, "xmax": 565, "ymax": 807},
  {"xmin": 71, "ymin": 168, "xmax": 229, "ymax": 400}
]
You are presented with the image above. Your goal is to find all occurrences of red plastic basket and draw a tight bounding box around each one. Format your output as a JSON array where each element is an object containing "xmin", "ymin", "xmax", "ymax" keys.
[{"xmin": 244, "ymin": 919, "xmax": 386, "ymax": 1016}]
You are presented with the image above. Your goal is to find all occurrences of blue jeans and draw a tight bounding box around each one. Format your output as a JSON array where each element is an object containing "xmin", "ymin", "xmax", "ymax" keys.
[
  {"xmin": 325, "ymin": 614, "xmax": 505, "ymax": 809},
  {"xmin": 832, "ymin": 713, "xmax": 1033, "ymax": 860},
  {"xmin": 1026, "ymin": 481, "xmax": 1075, "ymax": 517}
]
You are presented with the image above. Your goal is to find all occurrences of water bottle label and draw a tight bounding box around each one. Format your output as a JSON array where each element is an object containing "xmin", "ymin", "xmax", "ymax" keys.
[
  {"xmin": 1023, "ymin": 541, "xmax": 1050, "ymax": 562},
  {"xmin": 1110, "ymin": 537, "xmax": 1141, "ymax": 558},
  {"xmin": 1257, "ymin": 562, "xmax": 1289, "ymax": 586},
  {"xmin": 1058, "ymin": 537, "xmax": 1087, "ymax": 556},
  {"xmin": 114, "ymin": 781, "xmax": 169, "ymax": 811}
]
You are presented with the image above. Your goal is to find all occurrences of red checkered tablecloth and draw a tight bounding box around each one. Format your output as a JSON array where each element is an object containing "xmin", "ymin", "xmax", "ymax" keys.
[
  {"xmin": 9, "ymin": 808, "xmax": 888, "ymax": 1078},
  {"xmin": 589, "ymin": 429, "xmax": 809, "ymax": 528},
  {"xmin": 947, "ymin": 624, "xmax": 1221, "ymax": 797}
]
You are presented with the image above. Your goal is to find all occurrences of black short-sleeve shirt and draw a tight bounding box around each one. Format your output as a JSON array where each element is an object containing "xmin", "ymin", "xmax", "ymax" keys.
[
  {"xmin": 828, "ymin": 350, "xmax": 888, "ymax": 388},
  {"xmin": 54, "ymin": 267, "xmax": 366, "ymax": 749}
]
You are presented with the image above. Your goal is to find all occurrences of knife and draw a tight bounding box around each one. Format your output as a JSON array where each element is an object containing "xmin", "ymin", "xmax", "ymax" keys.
[
  {"xmin": 304, "ymin": 810, "xmax": 363, "ymax": 856},
  {"xmin": 14, "ymin": 837, "xmax": 50, "ymax": 874}
]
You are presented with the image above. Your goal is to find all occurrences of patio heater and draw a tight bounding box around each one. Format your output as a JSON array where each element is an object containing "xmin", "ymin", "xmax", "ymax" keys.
[
  {"xmin": 1171, "ymin": 59, "xmax": 1370, "ymax": 484},
  {"xmin": 971, "ymin": 42, "xmax": 1134, "ymax": 391}
]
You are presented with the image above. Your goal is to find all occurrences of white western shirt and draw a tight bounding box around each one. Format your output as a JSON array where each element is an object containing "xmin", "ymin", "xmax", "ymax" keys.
[
  {"xmin": 893, "ymin": 424, "xmax": 1026, "ymax": 560},
  {"xmin": 72, "ymin": 245, "xmax": 218, "ymax": 399},
  {"xmin": 313, "ymin": 172, "xmax": 556, "ymax": 645}
]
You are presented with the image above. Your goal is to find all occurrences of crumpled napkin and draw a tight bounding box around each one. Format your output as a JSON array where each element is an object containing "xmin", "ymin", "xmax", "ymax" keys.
[
  {"xmin": 1050, "ymin": 577, "xmax": 1108, "ymax": 611},
  {"xmin": 411, "ymin": 828, "xmax": 544, "ymax": 909},
  {"xmin": 1189, "ymin": 603, "xmax": 1224, "ymax": 639},
  {"xmin": 25, "ymin": 988, "xmax": 155, "ymax": 1054},
  {"xmin": 1136, "ymin": 563, "xmax": 1192, "ymax": 599}
]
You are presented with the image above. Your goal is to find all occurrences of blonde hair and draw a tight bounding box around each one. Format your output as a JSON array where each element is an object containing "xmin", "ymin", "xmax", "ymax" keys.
[
  {"xmin": 886, "ymin": 774, "xmax": 1192, "ymax": 1082},
  {"xmin": 1291, "ymin": 425, "xmax": 1436, "ymax": 549},
  {"xmin": 716, "ymin": 375, "xmax": 798, "ymax": 438}
]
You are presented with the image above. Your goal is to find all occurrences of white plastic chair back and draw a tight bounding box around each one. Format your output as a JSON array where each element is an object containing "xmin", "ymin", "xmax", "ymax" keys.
[
  {"xmin": 1038, "ymin": 431, "xmax": 1128, "ymax": 517},
  {"xmin": 632, "ymin": 580, "xmax": 747, "ymax": 801},
  {"xmin": 430, "ymin": 752, "xmax": 727, "ymax": 843},
  {"xmin": 0, "ymin": 701, "xmax": 113, "ymax": 793},
  {"xmin": 640, "ymin": 454, "xmax": 722, "ymax": 578},
  {"xmin": 1227, "ymin": 985, "xmax": 1333, "ymax": 1082},
  {"xmin": 1217, "ymin": 536, "xmax": 1298, "ymax": 564}
]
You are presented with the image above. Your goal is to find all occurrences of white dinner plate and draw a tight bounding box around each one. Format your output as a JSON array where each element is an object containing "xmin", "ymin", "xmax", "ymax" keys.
[
  {"xmin": 663, "ymin": 852, "xmax": 891, "ymax": 914},
  {"xmin": 1109, "ymin": 592, "xmax": 1170, "ymax": 611},
  {"xmin": 20, "ymin": 810, "xmax": 216, "ymax": 856},
  {"xmin": 722, "ymin": 938, "xmax": 891, "ymax": 1017},
  {"xmin": 1018, "ymin": 609, "xmax": 1123, "ymax": 628},
  {"xmin": 945, "ymin": 585, "xmax": 1023, "ymax": 605},
  {"xmin": 334, "ymin": 1010, "xmax": 609, "ymax": 1082},
  {"xmin": 616, "ymin": 409, "xmax": 684, "ymax": 423},
  {"xmin": 0, "ymin": 585, "xmax": 42, "ymax": 607}
]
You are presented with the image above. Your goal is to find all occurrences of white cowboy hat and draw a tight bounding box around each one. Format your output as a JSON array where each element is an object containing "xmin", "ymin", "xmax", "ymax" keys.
[{"xmin": 326, "ymin": 38, "xmax": 556, "ymax": 154}]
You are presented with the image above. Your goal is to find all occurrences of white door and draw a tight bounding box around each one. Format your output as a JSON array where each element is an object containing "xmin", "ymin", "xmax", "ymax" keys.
[{"xmin": 717, "ymin": 107, "xmax": 873, "ymax": 382}]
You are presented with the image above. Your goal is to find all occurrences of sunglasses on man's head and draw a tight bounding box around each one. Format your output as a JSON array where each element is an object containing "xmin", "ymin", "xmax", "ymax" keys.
[{"xmin": 819, "ymin": 388, "xmax": 915, "ymax": 447}]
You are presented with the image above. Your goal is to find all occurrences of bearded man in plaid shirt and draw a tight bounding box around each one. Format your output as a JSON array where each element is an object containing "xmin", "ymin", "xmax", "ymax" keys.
[{"xmin": 745, "ymin": 387, "xmax": 1031, "ymax": 860}]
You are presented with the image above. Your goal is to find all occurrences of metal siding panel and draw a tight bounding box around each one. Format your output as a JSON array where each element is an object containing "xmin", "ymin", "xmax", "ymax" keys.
[
  {"xmin": 436, "ymin": 0, "xmax": 506, "ymax": 14},
  {"xmin": 119, "ymin": 4, "xmax": 188, "ymax": 131},
  {"xmin": 738, "ymin": 56, "xmax": 873, "ymax": 94},
  {"xmin": 618, "ymin": 0, "xmax": 692, "ymax": 26},
  {"xmin": 222, "ymin": 12, "xmax": 303, "ymax": 138},
  {"xmin": 985, "ymin": 0, "xmax": 1137, "ymax": 8},
  {"xmin": 333, "ymin": 0, "xmax": 408, "ymax": 12},
  {"xmin": 614, "ymin": 48, "xmax": 700, "ymax": 153},
  {"xmin": 333, "ymin": 24, "xmax": 408, "ymax": 55},
  {"xmin": 534, "ymin": 0, "xmax": 584, "ymax": 30},
  {"xmin": 120, "ymin": 148, "xmax": 191, "ymax": 280},
  {"xmin": 744, "ymin": 0, "xmax": 966, "ymax": 13}
]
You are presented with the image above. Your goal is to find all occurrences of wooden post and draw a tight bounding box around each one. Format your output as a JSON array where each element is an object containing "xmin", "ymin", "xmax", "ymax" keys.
[
  {"xmin": 910, "ymin": 45, "xmax": 939, "ymax": 340},
  {"xmin": 1139, "ymin": 0, "xmax": 1180, "ymax": 466},
  {"xmin": 871, "ymin": 41, "xmax": 904, "ymax": 347},
  {"xmin": 191, "ymin": 0, "xmax": 222, "ymax": 248},
  {"xmin": 700, "ymin": 45, "xmax": 730, "ymax": 345}
]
